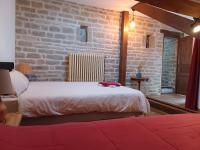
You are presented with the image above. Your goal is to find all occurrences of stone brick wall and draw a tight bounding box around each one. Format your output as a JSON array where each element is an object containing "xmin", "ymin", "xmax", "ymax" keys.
[
  {"xmin": 15, "ymin": 0, "xmax": 180, "ymax": 95},
  {"xmin": 16, "ymin": 0, "xmax": 121, "ymax": 81},
  {"xmin": 126, "ymin": 16, "xmax": 179, "ymax": 94},
  {"xmin": 161, "ymin": 37, "xmax": 177, "ymax": 89}
]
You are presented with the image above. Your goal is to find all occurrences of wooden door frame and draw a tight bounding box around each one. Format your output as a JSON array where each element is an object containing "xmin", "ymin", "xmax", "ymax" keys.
[
  {"xmin": 160, "ymin": 29, "xmax": 183, "ymax": 93},
  {"xmin": 175, "ymin": 36, "xmax": 194, "ymax": 95}
]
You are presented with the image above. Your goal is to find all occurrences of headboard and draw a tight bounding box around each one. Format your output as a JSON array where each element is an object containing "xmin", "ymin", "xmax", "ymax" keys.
[{"xmin": 0, "ymin": 62, "xmax": 14, "ymax": 71}]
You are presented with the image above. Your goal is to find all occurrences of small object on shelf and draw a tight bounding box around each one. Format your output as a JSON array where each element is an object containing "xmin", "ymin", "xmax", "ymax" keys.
[
  {"xmin": 136, "ymin": 72, "xmax": 142, "ymax": 79},
  {"xmin": 136, "ymin": 64, "xmax": 143, "ymax": 79},
  {"xmin": 131, "ymin": 76, "xmax": 149, "ymax": 90}
]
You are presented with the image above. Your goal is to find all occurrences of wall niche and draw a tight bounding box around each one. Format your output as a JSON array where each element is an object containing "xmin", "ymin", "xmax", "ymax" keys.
[{"xmin": 144, "ymin": 34, "xmax": 155, "ymax": 48}]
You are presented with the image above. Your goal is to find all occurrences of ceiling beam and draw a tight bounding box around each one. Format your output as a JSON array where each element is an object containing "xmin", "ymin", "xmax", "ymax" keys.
[
  {"xmin": 119, "ymin": 11, "xmax": 129, "ymax": 86},
  {"xmin": 160, "ymin": 29, "xmax": 184, "ymax": 38},
  {"xmin": 135, "ymin": 0, "xmax": 200, "ymax": 18},
  {"xmin": 132, "ymin": 3, "xmax": 200, "ymax": 37}
]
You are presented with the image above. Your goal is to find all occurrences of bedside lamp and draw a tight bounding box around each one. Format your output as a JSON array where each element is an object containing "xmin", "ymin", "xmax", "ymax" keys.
[
  {"xmin": 16, "ymin": 63, "xmax": 32, "ymax": 75},
  {"xmin": 0, "ymin": 69, "xmax": 14, "ymax": 123}
]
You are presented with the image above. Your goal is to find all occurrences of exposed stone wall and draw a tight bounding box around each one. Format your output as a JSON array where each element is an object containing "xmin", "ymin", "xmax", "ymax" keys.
[
  {"xmin": 16, "ymin": 0, "xmax": 180, "ymax": 95},
  {"xmin": 126, "ymin": 16, "xmax": 179, "ymax": 94},
  {"xmin": 161, "ymin": 37, "xmax": 177, "ymax": 89},
  {"xmin": 16, "ymin": 0, "xmax": 121, "ymax": 81}
]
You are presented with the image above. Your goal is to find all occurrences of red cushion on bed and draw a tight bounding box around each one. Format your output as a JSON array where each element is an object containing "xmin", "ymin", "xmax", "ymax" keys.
[
  {"xmin": 1, "ymin": 114, "xmax": 200, "ymax": 150},
  {"xmin": 99, "ymin": 82, "xmax": 121, "ymax": 87}
]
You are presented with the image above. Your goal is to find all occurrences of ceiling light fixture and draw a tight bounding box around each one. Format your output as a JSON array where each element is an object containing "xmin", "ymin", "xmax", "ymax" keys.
[
  {"xmin": 192, "ymin": 18, "xmax": 200, "ymax": 33},
  {"xmin": 130, "ymin": 11, "xmax": 136, "ymax": 29}
]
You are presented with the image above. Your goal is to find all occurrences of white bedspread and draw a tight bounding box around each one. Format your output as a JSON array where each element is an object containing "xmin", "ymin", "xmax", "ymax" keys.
[{"xmin": 19, "ymin": 82, "xmax": 150, "ymax": 117}]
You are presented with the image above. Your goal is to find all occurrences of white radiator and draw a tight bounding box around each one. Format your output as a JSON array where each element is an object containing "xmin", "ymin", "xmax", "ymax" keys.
[{"xmin": 68, "ymin": 53, "xmax": 104, "ymax": 82}]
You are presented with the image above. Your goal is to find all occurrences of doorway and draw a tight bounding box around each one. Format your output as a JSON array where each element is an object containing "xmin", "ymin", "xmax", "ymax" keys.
[
  {"xmin": 149, "ymin": 30, "xmax": 194, "ymax": 110},
  {"xmin": 161, "ymin": 37, "xmax": 178, "ymax": 94}
]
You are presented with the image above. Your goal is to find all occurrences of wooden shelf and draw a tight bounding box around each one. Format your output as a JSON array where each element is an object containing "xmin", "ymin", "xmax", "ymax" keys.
[{"xmin": 131, "ymin": 76, "xmax": 149, "ymax": 90}]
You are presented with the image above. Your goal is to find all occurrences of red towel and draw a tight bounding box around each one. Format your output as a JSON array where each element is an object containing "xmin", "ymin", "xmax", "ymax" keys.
[{"xmin": 99, "ymin": 82, "xmax": 121, "ymax": 87}]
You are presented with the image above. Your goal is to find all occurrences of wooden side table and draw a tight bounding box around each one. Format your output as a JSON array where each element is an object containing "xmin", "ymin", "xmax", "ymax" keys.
[
  {"xmin": 1, "ymin": 96, "xmax": 19, "ymax": 113},
  {"xmin": 5, "ymin": 113, "xmax": 22, "ymax": 126},
  {"xmin": 131, "ymin": 77, "xmax": 149, "ymax": 90},
  {"xmin": 1, "ymin": 96, "xmax": 22, "ymax": 126}
]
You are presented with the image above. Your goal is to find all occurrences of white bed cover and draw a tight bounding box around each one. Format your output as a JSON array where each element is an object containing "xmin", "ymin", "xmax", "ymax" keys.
[{"xmin": 19, "ymin": 82, "xmax": 150, "ymax": 117}]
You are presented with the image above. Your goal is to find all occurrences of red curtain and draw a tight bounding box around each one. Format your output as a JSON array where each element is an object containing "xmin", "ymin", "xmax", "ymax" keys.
[{"xmin": 185, "ymin": 38, "xmax": 200, "ymax": 110}]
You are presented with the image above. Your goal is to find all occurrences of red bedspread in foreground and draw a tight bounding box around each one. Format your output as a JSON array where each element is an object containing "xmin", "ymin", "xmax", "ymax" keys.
[{"xmin": 1, "ymin": 114, "xmax": 200, "ymax": 150}]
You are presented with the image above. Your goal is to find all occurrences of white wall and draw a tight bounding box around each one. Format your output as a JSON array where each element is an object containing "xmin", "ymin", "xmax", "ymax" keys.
[{"xmin": 0, "ymin": 0, "xmax": 15, "ymax": 62}]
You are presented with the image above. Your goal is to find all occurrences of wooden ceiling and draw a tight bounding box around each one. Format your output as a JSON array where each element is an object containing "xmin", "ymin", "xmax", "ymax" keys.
[
  {"xmin": 135, "ymin": 0, "xmax": 200, "ymax": 18},
  {"xmin": 132, "ymin": 3, "xmax": 194, "ymax": 34},
  {"xmin": 132, "ymin": 0, "xmax": 200, "ymax": 37}
]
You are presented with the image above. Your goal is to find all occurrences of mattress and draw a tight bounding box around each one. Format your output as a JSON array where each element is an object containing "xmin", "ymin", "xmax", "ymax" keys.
[
  {"xmin": 19, "ymin": 82, "xmax": 150, "ymax": 117},
  {"xmin": 1, "ymin": 114, "xmax": 200, "ymax": 150}
]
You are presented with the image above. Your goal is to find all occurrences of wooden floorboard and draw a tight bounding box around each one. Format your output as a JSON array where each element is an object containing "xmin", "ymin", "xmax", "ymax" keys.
[
  {"xmin": 148, "ymin": 94, "xmax": 185, "ymax": 108},
  {"xmin": 150, "ymin": 107, "xmax": 168, "ymax": 115},
  {"xmin": 147, "ymin": 97, "xmax": 197, "ymax": 114}
]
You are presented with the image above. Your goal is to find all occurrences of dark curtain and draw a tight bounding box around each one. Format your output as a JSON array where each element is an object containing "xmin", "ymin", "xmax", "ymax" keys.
[{"xmin": 185, "ymin": 38, "xmax": 200, "ymax": 110}]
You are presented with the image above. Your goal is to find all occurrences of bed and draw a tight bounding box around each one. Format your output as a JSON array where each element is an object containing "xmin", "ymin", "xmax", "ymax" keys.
[
  {"xmin": 19, "ymin": 81, "xmax": 150, "ymax": 117},
  {"xmin": 1, "ymin": 114, "xmax": 200, "ymax": 150},
  {"xmin": 1, "ymin": 62, "xmax": 150, "ymax": 118}
]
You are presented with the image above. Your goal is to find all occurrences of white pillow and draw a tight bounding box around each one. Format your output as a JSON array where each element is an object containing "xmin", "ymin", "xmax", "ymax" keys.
[{"xmin": 10, "ymin": 70, "xmax": 29, "ymax": 96}]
